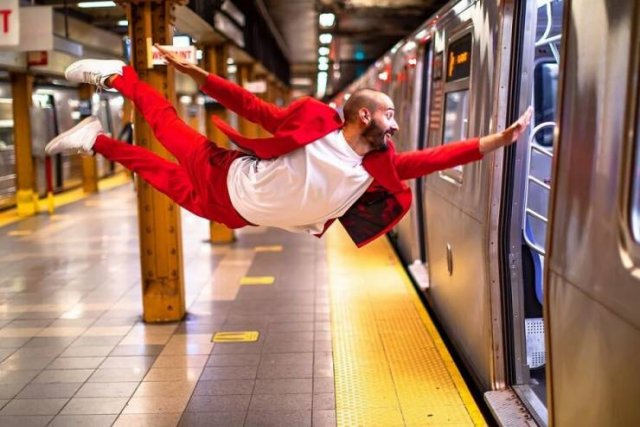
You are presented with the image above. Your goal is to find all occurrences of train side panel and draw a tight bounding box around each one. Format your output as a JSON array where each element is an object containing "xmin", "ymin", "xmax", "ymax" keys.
[{"xmin": 546, "ymin": 0, "xmax": 640, "ymax": 424}]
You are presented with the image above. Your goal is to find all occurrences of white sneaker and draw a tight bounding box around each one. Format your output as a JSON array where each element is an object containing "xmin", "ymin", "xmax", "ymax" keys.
[
  {"xmin": 64, "ymin": 59, "xmax": 126, "ymax": 90},
  {"xmin": 45, "ymin": 116, "xmax": 103, "ymax": 156}
]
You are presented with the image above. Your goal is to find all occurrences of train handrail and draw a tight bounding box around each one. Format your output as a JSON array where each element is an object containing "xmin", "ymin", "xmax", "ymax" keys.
[
  {"xmin": 536, "ymin": 0, "xmax": 553, "ymax": 47},
  {"xmin": 522, "ymin": 122, "xmax": 556, "ymax": 256},
  {"xmin": 535, "ymin": 0, "xmax": 562, "ymax": 62}
]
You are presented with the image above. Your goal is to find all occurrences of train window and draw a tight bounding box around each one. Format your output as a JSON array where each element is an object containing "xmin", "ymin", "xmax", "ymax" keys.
[
  {"xmin": 442, "ymin": 89, "xmax": 469, "ymax": 174},
  {"xmin": 533, "ymin": 62, "xmax": 558, "ymax": 146}
]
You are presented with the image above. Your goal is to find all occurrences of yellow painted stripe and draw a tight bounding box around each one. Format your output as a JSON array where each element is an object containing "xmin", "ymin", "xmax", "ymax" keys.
[
  {"xmin": 7, "ymin": 230, "xmax": 32, "ymax": 237},
  {"xmin": 239, "ymin": 276, "xmax": 275, "ymax": 285},
  {"xmin": 327, "ymin": 225, "xmax": 486, "ymax": 426},
  {"xmin": 254, "ymin": 245, "xmax": 283, "ymax": 252},
  {"xmin": 0, "ymin": 172, "xmax": 130, "ymax": 229},
  {"xmin": 212, "ymin": 331, "xmax": 259, "ymax": 342}
]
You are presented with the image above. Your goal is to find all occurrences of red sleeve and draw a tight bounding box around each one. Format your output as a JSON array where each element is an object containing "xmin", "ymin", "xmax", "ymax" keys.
[
  {"xmin": 200, "ymin": 74, "xmax": 285, "ymax": 134},
  {"xmin": 393, "ymin": 138, "xmax": 483, "ymax": 180}
]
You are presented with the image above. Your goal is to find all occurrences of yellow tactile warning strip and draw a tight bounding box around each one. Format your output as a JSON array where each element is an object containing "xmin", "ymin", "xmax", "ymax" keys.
[
  {"xmin": 212, "ymin": 331, "xmax": 260, "ymax": 342},
  {"xmin": 0, "ymin": 171, "xmax": 131, "ymax": 229},
  {"xmin": 254, "ymin": 245, "xmax": 283, "ymax": 252},
  {"xmin": 239, "ymin": 276, "xmax": 275, "ymax": 285},
  {"xmin": 327, "ymin": 225, "xmax": 486, "ymax": 426}
]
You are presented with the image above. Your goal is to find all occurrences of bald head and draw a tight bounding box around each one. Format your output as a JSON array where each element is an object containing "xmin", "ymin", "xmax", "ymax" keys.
[
  {"xmin": 340, "ymin": 88, "xmax": 399, "ymax": 155},
  {"xmin": 342, "ymin": 89, "xmax": 390, "ymax": 124}
]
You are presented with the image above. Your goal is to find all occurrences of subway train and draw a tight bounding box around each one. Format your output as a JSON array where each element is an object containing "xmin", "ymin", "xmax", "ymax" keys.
[
  {"xmin": 0, "ymin": 75, "xmax": 210, "ymax": 212},
  {"xmin": 0, "ymin": 80, "xmax": 127, "ymax": 210},
  {"xmin": 332, "ymin": 0, "xmax": 640, "ymax": 425}
]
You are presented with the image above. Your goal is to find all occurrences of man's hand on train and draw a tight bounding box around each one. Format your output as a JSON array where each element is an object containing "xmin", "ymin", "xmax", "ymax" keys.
[
  {"xmin": 505, "ymin": 106, "xmax": 534, "ymax": 142},
  {"xmin": 478, "ymin": 106, "xmax": 533, "ymax": 154}
]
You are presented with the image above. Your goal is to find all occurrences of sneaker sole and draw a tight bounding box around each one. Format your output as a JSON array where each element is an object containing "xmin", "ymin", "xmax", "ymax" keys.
[{"xmin": 45, "ymin": 116, "xmax": 97, "ymax": 155}]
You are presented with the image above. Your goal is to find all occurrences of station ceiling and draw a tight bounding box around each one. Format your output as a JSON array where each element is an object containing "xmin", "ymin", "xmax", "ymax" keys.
[{"xmin": 28, "ymin": 0, "xmax": 448, "ymax": 98}]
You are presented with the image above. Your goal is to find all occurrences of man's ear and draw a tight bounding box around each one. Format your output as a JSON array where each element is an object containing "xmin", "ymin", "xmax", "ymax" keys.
[{"xmin": 358, "ymin": 107, "xmax": 370, "ymax": 124}]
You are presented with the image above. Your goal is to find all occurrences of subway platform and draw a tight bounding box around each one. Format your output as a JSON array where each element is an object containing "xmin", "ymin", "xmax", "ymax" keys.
[{"xmin": 0, "ymin": 183, "xmax": 484, "ymax": 426}]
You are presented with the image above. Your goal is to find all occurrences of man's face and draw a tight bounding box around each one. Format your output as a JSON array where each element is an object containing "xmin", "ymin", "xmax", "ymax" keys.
[{"xmin": 362, "ymin": 95, "xmax": 399, "ymax": 151}]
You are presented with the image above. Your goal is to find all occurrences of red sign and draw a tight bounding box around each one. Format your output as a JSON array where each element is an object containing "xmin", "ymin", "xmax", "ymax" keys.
[{"xmin": 27, "ymin": 51, "xmax": 48, "ymax": 66}]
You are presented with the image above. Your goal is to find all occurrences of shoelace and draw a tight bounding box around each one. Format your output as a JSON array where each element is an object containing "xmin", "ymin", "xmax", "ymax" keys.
[{"xmin": 83, "ymin": 71, "xmax": 105, "ymax": 91}]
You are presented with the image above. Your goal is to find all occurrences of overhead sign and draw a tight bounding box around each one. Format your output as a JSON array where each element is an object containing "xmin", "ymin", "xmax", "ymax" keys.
[
  {"xmin": 4, "ymin": 6, "xmax": 53, "ymax": 52},
  {"xmin": 151, "ymin": 45, "xmax": 196, "ymax": 65},
  {"xmin": 0, "ymin": 0, "xmax": 19, "ymax": 47}
]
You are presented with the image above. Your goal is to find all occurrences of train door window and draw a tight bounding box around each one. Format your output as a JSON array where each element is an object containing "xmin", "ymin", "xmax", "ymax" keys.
[
  {"xmin": 442, "ymin": 90, "xmax": 469, "ymax": 174},
  {"xmin": 533, "ymin": 61, "xmax": 558, "ymax": 146},
  {"xmin": 440, "ymin": 30, "xmax": 472, "ymax": 183}
]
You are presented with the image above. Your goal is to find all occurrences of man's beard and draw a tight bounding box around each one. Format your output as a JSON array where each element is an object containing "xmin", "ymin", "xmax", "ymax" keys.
[{"xmin": 362, "ymin": 121, "xmax": 388, "ymax": 151}]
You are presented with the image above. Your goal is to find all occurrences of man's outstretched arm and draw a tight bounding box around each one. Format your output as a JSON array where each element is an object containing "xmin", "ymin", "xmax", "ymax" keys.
[
  {"xmin": 155, "ymin": 44, "xmax": 285, "ymax": 134},
  {"xmin": 394, "ymin": 107, "xmax": 533, "ymax": 180}
]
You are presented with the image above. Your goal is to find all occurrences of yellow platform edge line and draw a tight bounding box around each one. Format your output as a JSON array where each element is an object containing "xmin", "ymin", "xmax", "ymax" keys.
[
  {"xmin": 327, "ymin": 225, "xmax": 486, "ymax": 426},
  {"xmin": 379, "ymin": 236, "xmax": 486, "ymax": 426},
  {"xmin": 0, "ymin": 171, "xmax": 130, "ymax": 229}
]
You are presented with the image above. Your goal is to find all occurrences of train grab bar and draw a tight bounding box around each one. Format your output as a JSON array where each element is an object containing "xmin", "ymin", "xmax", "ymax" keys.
[{"xmin": 522, "ymin": 122, "xmax": 556, "ymax": 257}]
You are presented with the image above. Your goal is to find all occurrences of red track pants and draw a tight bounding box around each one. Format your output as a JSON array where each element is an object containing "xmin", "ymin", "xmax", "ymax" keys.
[{"xmin": 93, "ymin": 66, "xmax": 249, "ymax": 228}]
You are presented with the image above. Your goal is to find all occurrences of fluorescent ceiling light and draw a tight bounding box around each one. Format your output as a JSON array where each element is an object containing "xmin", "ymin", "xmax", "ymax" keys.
[
  {"xmin": 316, "ymin": 71, "xmax": 328, "ymax": 98},
  {"xmin": 319, "ymin": 13, "xmax": 335, "ymax": 28},
  {"xmin": 117, "ymin": 20, "xmax": 128, "ymax": 26},
  {"xmin": 77, "ymin": 1, "xmax": 116, "ymax": 8},
  {"xmin": 291, "ymin": 77, "xmax": 313, "ymax": 86},
  {"xmin": 318, "ymin": 46, "xmax": 330, "ymax": 56},
  {"xmin": 318, "ymin": 62, "xmax": 329, "ymax": 71},
  {"xmin": 319, "ymin": 33, "xmax": 333, "ymax": 44},
  {"xmin": 318, "ymin": 56, "xmax": 329, "ymax": 64}
]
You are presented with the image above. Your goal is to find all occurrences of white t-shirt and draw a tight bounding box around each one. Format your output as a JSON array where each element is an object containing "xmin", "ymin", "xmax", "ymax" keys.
[{"xmin": 227, "ymin": 130, "xmax": 374, "ymax": 234}]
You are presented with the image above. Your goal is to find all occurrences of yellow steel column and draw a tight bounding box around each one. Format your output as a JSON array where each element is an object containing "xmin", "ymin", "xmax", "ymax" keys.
[
  {"xmin": 78, "ymin": 84, "xmax": 98, "ymax": 194},
  {"xmin": 236, "ymin": 63, "xmax": 259, "ymax": 139},
  {"xmin": 204, "ymin": 44, "xmax": 234, "ymax": 244},
  {"xmin": 10, "ymin": 72, "xmax": 37, "ymax": 216},
  {"xmin": 254, "ymin": 72, "xmax": 269, "ymax": 138},
  {"xmin": 124, "ymin": 0, "xmax": 186, "ymax": 322}
]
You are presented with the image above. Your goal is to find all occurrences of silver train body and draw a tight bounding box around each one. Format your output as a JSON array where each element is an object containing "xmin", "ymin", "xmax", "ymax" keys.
[
  {"xmin": 333, "ymin": 0, "xmax": 639, "ymax": 425},
  {"xmin": 0, "ymin": 82, "xmax": 126, "ymax": 209}
]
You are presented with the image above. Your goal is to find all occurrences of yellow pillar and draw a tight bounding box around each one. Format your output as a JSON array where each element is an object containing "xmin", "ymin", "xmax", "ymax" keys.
[
  {"xmin": 204, "ymin": 44, "xmax": 234, "ymax": 244},
  {"xmin": 78, "ymin": 84, "xmax": 99, "ymax": 194},
  {"xmin": 237, "ymin": 63, "xmax": 259, "ymax": 139},
  {"xmin": 10, "ymin": 72, "xmax": 37, "ymax": 216},
  {"xmin": 125, "ymin": 0, "xmax": 186, "ymax": 322}
]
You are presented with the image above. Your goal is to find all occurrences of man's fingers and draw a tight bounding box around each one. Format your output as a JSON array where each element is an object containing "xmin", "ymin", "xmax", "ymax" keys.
[{"xmin": 153, "ymin": 44, "xmax": 181, "ymax": 64}]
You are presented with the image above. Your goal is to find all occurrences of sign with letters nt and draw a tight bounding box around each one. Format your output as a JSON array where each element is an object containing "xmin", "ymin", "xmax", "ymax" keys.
[
  {"xmin": 0, "ymin": 0, "xmax": 19, "ymax": 47},
  {"xmin": 151, "ymin": 45, "xmax": 196, "ymax": 65}
]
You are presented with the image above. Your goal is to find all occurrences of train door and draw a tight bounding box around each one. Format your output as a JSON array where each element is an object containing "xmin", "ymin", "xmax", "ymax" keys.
[
  {"xmin": 95, "ymin": 96, "xmax": 112, "ymax": 178},
  {"xmin": 545, "ymin": 0, "xmax": 640, "ymax": 424},
  {"xmin": 423, "ymin": 1, "xmax": 502, "ymax": 392},
  {"xmin": 31, "ymin": 91, "xmax": 58, "ymax": 197},
  {"xmin": 503, "ymin": 0, "xmax": 564, "ymax": 423},
  {"xmin": 32, "ymin": 87, "xmax": 84, "ymax": 193}
]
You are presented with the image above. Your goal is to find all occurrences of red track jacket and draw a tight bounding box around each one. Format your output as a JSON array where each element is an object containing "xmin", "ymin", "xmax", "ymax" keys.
[{"xmin": 200, "ymin": 74, "xmax": 483, "ymax": 247}]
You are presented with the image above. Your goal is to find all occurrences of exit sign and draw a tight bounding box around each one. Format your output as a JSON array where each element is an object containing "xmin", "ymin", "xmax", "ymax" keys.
[{"xmin": 0, "ymin": 0, "xmax": 19, "ymax": 46}]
